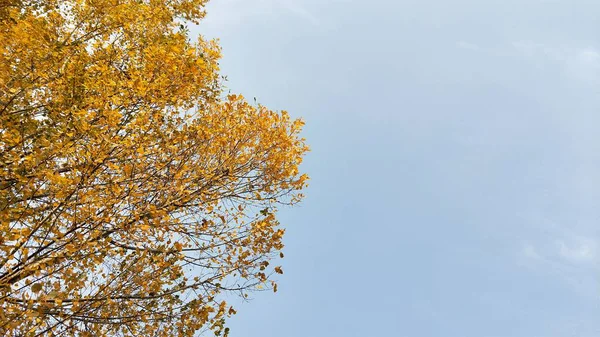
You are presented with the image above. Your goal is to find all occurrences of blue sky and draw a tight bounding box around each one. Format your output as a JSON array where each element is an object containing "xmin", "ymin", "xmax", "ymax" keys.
[{"xmin": 193, "ymin": 1, "xmax": 600, "ymax": 336}]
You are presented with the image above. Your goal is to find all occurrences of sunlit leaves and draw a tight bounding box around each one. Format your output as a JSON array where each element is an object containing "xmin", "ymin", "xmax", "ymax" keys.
[{"xmin": 0, "ymin": 0, "xmax": 308, "ymax": 336}]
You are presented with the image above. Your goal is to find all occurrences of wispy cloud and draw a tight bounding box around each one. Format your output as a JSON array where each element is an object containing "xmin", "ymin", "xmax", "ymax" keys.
[
  {"xmin": 512, "ymin": 41, "xmax": 600, "ymax": 82},
  {"xmin": 519, "ymin": 230, "xmax": 600, "ymax": 297},
  {"xmin": 557, "ymin": 237, "xmax": 597, "ymax": 263},
  {"xmin": 280, "ymin": 0, "xmax": 319, "ymax": 26},
  {"xmin": 522, "ymin": 242, "xmax": 541, "ymax": 260},
  {"xmin": 456, "ymin": 41, "xmax": 481, "ymax": 51}
]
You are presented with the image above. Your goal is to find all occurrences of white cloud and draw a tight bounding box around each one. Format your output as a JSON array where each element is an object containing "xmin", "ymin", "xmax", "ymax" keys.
[
  {"xmin": 456, "ymin": 41, "xmax": 481, "ymax": 51},
  {"xmin": 512, "ymin": 41, "xmax": 558, "ymax": 59},
  {"xmin": 511, "ymin": 41, "xmax": 600, "ymax": 82},
  {"xmin": 566, "ymin": 47, "xmax": 600, "ymax": 81},
  {"xmin": 519, "ymin": 230, "xmax": 600, "ymax": 297},
  {"xmin": 522, "ymin": 242, "xmax": 541, "ymax": 260},
  {"xmin": 576, "ymin": 48, "xmax": 600, "ymax": 65},
  {"xmin": 557, "ymin": 237, "xmax": 597, "ymax": 263},
  {"xmin": 277, "ymin": 0, "xmax": 319, "ymax": 26}
]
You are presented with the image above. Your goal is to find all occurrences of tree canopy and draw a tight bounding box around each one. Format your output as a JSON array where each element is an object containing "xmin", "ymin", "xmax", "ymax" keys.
[{"xmin": 0, "ymin": 1, "xmax": 308, "ymax": 336}]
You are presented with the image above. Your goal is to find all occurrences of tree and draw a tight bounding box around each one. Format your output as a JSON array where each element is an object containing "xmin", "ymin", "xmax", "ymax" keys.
[{"xmin": 0, "ymin": 1, "xmax": 308, "ymax": 336}]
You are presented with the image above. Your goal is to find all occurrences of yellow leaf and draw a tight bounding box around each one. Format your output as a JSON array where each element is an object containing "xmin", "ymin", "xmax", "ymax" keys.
[
  {"xmin": 31, "ymin": 283, "xmax": 42, "ymax": 293},
  {"xmin": 0, "ymin": 0, "xmax": 308, "ymax": 334}
]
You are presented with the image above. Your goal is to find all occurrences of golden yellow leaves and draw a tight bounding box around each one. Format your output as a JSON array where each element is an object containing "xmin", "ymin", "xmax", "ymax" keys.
[
  {"xmin": 0, "ymin": 0, "xmax": 307, "ymax": 336},
  {"xmin": 174, "ymin": 242, "xmax": 183, "ymax": 251},
  {"xmin": 228, "ymin": 306, "xmax": 237, "ymax": 315},
  {"xmin": 31, "ymin": 283, "xmax": 42, "ymax": 293}
]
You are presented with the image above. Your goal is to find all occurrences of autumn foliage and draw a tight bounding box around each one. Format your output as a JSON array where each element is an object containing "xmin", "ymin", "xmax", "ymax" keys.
[{"xmin": 0, "ymin": 0, "xmax": 308, "ymax": 336}]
